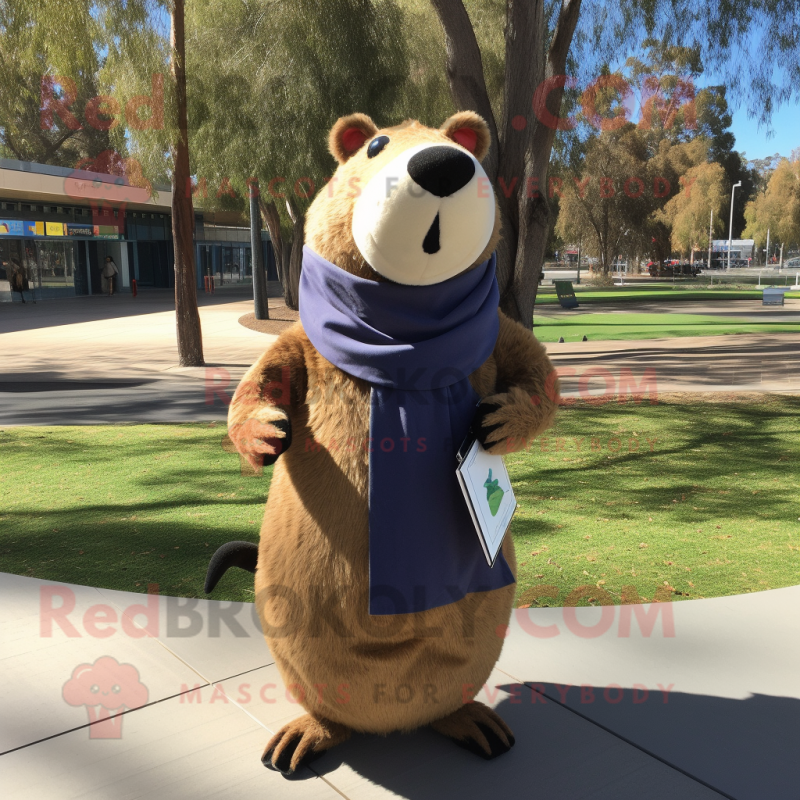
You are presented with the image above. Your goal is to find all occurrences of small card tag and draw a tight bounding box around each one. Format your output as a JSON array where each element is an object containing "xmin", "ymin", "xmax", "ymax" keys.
[{"xmin": 456, "ymin": 436, "xmax": 516, "ymax": 567}]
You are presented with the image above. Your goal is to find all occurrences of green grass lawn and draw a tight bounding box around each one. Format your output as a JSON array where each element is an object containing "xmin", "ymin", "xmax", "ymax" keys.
[
  {"xmin": 535, "ymin": 286, "xmax": 800, "ymax": 304},
  {"xmin": 533, "ymin": 312, "xmax": 800, "ymax": 342},
  {"xmin": 508, "ymin": 394, "xmax": 799, "ymax": 606},
  {"xmin": 1, "ymin": 400, "xmax": 798, "ymax": 607},
  {"xmin": 0, "ymin": 424, "xmax": 265, "ymax": 602}
]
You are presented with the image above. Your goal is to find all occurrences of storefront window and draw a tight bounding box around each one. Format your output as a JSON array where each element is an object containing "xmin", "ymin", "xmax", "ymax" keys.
[
  {"xmin": 35, "ymin": 241, "xmax": 76, "ymax": 289},
  {"xmin": 0, "ymin": 239, "xmax": 24, "ymax": 280},
  {"xmin": 23, "ymin": 242, "xmax": 39, "ymax": 288},
  {"xmin": 0, "ymin": 240, "xmax": 77, "ymax": 294}
]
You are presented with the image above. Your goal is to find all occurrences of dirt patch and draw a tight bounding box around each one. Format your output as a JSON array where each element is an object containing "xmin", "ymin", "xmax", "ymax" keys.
[{"xmin": 238, "ymin": 307, "xmax": 299, "ymax": 335}]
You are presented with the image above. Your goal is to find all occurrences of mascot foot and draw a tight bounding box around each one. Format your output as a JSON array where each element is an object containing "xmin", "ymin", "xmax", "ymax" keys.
[
  {"xmin": 430, "ymin": 701, "xmax": 515, "ymax": 760},
  {"xmin": 262, "ymin": 715, "xmax": 351, "ymax": 777}
]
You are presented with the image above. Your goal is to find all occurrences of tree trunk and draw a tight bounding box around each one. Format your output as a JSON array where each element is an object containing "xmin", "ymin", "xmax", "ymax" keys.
[
  {"xmin": 170, "ymin": 0, "xmax": 204, "ymax": 366},
  {"xmin": 431, "ymin": 0, "xmax": 582, "ymax": 328},
  {"xmin": 249, "ymin": 183, "xmax": 269, "ymax": 320},
  {"xmin": 259, "ymin": 197, "xmax": 288, "ymax": 298},
  {"xmin": 282, "ymin": 241, "xmax": 293, "ymax": 301},
  {"xmin": 284, "ymin": 197, "xmax": 305, "ymax": 311}
]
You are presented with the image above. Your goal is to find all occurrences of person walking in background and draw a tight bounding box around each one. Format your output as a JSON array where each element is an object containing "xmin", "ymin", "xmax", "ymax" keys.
[
  {"xmin": 9, "ymin": 259, "xmax": 32, "ymax": 303},
  {"xmin": 101, "ymin": 256, "xmax": 119, "ymax": 296}
]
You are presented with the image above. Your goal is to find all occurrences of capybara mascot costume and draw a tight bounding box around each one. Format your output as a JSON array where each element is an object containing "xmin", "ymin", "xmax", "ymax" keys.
[{"xmin": 215, "ymin": 112, "xmax": 558, "ymax": 775}]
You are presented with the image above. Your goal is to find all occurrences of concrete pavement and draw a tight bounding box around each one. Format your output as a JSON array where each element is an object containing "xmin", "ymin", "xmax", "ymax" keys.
[
  {"xmin": 0, "ymin": 289, "xmax": 278, "ymax": 424},
  {"xmin": 0, "ymin": 291, "xmax": 798, "ymax": 425},
  {"xmin": 2, "ymin": 571, "xmax": 798, "ymax": 799}
]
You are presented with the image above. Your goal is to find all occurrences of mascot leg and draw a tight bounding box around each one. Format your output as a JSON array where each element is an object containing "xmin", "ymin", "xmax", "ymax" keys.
[
  {"xmin": 430, "ymin": 701, "xmax": 515, "ymax": 759},
  {"xmin": 262, "ymin": 714, "xmax": 352, "ymax": 776}
]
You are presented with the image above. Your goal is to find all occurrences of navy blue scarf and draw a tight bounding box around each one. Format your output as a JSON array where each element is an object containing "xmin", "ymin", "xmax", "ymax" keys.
[{"xmin": 299, "ymin": 246, "xmax": 515, "ymax": 615}]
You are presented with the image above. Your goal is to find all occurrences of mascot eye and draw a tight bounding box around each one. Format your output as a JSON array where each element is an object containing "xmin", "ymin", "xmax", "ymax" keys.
[
  {"xmin": 367, "ymin": 136, "xmax": 390, "ymax": 158},
  {"xmin": 90, "ymin": 684, "xmax": 99, "ymax": 694},
  {"xmin": 112, "ymin": 684, "xmax": 121, "ymax": 693}
]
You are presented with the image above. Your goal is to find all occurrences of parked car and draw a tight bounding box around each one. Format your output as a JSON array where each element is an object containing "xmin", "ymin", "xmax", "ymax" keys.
[{"xmin": 648, "ymin": 260, "xmax": 701, "ymax": 277}]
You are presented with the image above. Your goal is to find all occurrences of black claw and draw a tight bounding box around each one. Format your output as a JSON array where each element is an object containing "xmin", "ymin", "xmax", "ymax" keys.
[
  {"xmin": 452, "ymin": 734, "xmax": 493, "ymax": 760},
  {"xmin": 477, "ymin": 721, "xmax": 514, "ymax": 758},
  {"xmin": 452, "ymin": 722, "xmax": 515, "ymax": 761},
  {"xmin": 471, "ymin": 402, "xmax": 503, "ymax": 449},
  {"xmin": 262, "ymin": 738, "xmax": 322, "ymax": 779},
  {"xmin": 273, "ymin": 737, "xmax": 301, "ymax": 775},
  {"xmin": 262, "ymin": 418, "xmax": 293, "ymax": 467}
]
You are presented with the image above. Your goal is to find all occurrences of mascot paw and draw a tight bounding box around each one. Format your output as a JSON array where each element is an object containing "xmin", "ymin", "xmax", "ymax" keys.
[
  {"xmin": 473, "ymin": 386, "xmax": 544, "ymax": 455},
  {"xmin": 431, "ymin": 701, "xmax": 515, "ymax": 760},
  {"xmin": 262, "ymin": 715, "xmax": 351, "ymax": 777},
  {"xmin": 229, "ymin": 414, "xmax": 292, "ymax": 470}
]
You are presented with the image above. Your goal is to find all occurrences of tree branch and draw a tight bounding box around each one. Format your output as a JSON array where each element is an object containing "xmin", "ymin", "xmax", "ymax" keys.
[
  {"xmin": 42, "ymin": 128, "xmax": 78, "ymax": 161},
  {"xmin": 528, "ymin": 0, "xmax": 583, "ymax": 163},
  {"xmin": 547, "ymin": 0, "xmax": 582, "ymax": 79},
  {"xmin": 430, "ymin": 0, "xmax": 499, "ymax": 180}
]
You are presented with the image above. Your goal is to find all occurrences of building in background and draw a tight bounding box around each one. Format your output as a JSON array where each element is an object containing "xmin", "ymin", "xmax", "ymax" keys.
[
  {"xmin": 0, "ymin": 159, "xmax": 277, "ymax": 302},
  {"xmin": 710, "ymin": 239, "xmax": 755, "ymax": 267}
]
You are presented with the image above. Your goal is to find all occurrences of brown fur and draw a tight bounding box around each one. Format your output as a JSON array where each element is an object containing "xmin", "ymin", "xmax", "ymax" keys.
[
  {"xmin": 307, "ymin": 113, "xmax": 501, "ymax": 282},
  {"xmin": 228, "ymin": 115, "xmax": 558, "ymax": 768},
  {"xmin": 439, "ymin": 111, "xmax": 492, "ymax": 162}
]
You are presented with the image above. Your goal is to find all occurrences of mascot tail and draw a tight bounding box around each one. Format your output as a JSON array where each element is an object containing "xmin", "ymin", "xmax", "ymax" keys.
[{"xmin": 204, "ymin": 541, "xmax": 258, "ymax": 594}]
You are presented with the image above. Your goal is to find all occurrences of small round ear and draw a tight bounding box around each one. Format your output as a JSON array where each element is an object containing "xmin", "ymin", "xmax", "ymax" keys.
[
  {"xmin": 440, "ymin": 111, "xmax": 491, "ymax": 162},
  {"xmin": 328, "ymin": 113, "xmax": 379, "ymax": 164}
]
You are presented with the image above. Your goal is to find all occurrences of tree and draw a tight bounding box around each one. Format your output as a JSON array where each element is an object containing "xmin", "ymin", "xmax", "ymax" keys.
[
  {"xmin": 2, "ymin": 0, "xmax": 204, "ymax": 365},
  {"xmin": 620, "ymin": 41, "xmax": 755, "ymax": 241},
  {"xmin": 184, "ymin": 0, "xmax": 411, "ymax": 309},
  {"xmin": 743, "ymin": 159, "xmax": 800, "ymax": 256},
  {"xmin": 555, "ymin": 125, "xmax": 652, "ymax": 274},
  {"xmin": 658, "ymin": 160, "xmax": 728, "ymax": 259},
  {"xmin": 0, "ymin": 2, "xmax": 116, "ymax": 165},
  {"xmin": 428, "ymin": 0, "xmax": 800, "ymax": 326},
  {"xmin": 556, "ymin": 123, "xmax": 715, "ymax": 272},
  {"xmin": 747, "ymin": 153, "xmax": 785, "ymax": 193},
  {"xmin": 170, "ymin": 0, "xmax": 203, "ymax": 366},
  {"xmin": 623, "ymin": 39, "xmax": 703, "ymax": 152}
]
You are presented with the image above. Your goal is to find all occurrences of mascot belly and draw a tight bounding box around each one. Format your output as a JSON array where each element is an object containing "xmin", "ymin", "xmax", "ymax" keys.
[{"xmin": 212, "ymin": 111, "xmax": 558, "ymax": 776}]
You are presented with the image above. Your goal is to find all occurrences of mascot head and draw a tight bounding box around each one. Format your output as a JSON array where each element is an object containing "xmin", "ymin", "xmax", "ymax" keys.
[{"xmin": 305, "ymin": 111, "xmax": 500, "ymax": 285}]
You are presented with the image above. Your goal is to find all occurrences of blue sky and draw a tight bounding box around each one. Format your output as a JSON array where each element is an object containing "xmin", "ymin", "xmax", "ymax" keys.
[{"xmin": 727, "ymin": 101, "xmax": 799, "ymax": 162}]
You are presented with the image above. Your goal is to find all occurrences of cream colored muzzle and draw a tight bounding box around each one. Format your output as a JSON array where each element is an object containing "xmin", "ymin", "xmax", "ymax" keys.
[{"xmin": 352, "ymin": 143, "xmax": 495, "ymax": 286}]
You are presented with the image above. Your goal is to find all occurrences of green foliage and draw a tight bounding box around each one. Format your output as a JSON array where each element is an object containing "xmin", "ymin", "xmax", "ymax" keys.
[
  {"xmin": 743, "ymin": 158, "xmax": 800, "ymax": 251},
  {"xmin": 658, "ymin": 160, "xmax": 729, "ymax": 254},
  {"xmin": 462, "ymin": 0, "xmax": 505, "ymax": 124},
  {"xmin": 0, "ymin": 1, "xmax": 112, "ymax": 165},
  {"xmin": 572, "ymin": 1, "xmax": 800, "ymax": 131},
  {"xmin": 0, "ymin": 0, "xmax": 168, "ymax": 173},
  {"xmin": 555, "ymin": 124, "xmax": 697, "ymax": 271},
  {"xmin": 556, "ymin": 36, "xmax": 759, "ymax": 264},
  {"xmin": 184, "ymin": 0, "xmax": 412, "ymax": 231}
]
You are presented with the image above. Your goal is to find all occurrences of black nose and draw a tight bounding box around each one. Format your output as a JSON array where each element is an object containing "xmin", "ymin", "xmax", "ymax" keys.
[{"xmin": 407, "ymin": 146, "xmax": 475, "ymax": 198}]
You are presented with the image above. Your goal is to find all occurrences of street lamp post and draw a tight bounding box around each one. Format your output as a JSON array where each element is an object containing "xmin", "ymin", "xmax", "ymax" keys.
[
  {"xmin": 707, "ymin": 209, "xmax": 713, "ymax": 271},
  {"xmin": 727, "ymin": 181, "xmax": 742, "ymax": 271}
]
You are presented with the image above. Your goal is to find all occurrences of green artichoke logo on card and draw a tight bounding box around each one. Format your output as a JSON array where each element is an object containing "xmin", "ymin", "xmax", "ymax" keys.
[{"xmin": 483, "ymin": 469, "xmax": 505, "ymax": 516}]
